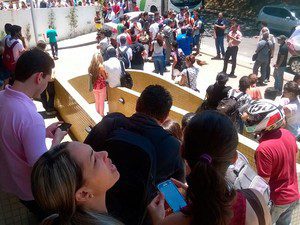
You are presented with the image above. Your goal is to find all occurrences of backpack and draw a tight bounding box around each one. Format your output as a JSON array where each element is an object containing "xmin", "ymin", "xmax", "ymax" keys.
[
  {"xmin": 3, "ymin": 39, "xmax": 18, "ymax": 72},
  {"xmin": 217, "ymin": 91, "xmax": 244, "ymax": 120},
  {"xmin": 118, "ymin": 46, "xmax": 130, "ymax": 69},
  {"xmin": 174, "ymin": 50, "xmax": 186, "ymax": 72},
  {"xmin": 102, "ymin": 116, "xmax": 160, "ymax": 225},
  {"xmin": 119, "ymin": 60, "xmax": 133, "ymax": 89},
  {"xmin": 226, "ymin": 151, "xmax": 271, "ymax": 205}
]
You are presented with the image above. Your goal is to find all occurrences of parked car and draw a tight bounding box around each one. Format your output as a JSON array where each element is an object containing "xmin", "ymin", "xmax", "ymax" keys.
[
  {"xmin": 103, "ymin": 11, "xmax": 154, "ymax": 39},
  {"xmin": 287, "ymin": 26, "xmax": 300, "ymax": 75},
  {"xmin": 257, "ymin": 4, "xmax": 300, "ymax": 35}
]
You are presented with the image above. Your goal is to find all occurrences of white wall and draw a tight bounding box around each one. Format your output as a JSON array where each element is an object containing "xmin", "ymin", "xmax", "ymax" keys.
[{"xmin": 0, "ymin": 6, "xmax": 97, "ymax": 46}]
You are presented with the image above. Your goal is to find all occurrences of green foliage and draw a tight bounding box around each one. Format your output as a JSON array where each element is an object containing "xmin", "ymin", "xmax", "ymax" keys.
[
  {"xmin": 25, "ymin": 24, "xmax": 31, "ymax": 42},
  {"xmin": 206, "ymin": 0, "xmax": 300, "ymax": 18},
  {"xmin": 66, "ymin": 7, "xmax": 78, "ymax": 37},
  {"xmin": 0, "ymin": 30, "xmax": 5, "ymax": 40},
  {"xmin": 48, "ymin": 9, "xmax": 56, "ymax": 29}
]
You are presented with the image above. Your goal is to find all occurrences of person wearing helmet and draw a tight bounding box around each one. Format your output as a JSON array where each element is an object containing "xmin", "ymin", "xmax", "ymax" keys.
[{"xmin": 245, "ymin": 99, "xmax": 299, "ymax": 225}]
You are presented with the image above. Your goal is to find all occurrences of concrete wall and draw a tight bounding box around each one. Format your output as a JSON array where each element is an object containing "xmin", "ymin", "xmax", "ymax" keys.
[{"xmin": 0, "ymin": 6, "xmax": 97, "ymax": 46}]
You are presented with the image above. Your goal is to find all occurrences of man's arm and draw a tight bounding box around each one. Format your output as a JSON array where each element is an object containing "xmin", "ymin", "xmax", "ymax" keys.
[{"xmin": 255, "ymin": 148, "xmax": 272, "ymax": 184}]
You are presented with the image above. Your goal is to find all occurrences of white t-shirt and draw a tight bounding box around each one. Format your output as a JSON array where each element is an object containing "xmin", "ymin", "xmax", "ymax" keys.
[
  {"xmin": 117, "ymin": 45, "xmax": 132, "ymax": 67},
  {"xmin": 149, "ymin": 22, "xmax": 159, "ymax": 40},
  {"xmin": 7, "ymin": 38, "xmax": 25, "ymax": 61},
  {"xmin": 103, "ymin": 57, "xmax": 122, "ymax": 88},
  {"xmin": 105, "ymin": 11, "xmax": 116, "ymax": 21}
]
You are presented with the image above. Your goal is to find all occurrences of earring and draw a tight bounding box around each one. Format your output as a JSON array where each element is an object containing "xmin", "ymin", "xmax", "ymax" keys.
[{"xmin": 89, "ymin": 194, "xmax": 94, "ymax": 198}]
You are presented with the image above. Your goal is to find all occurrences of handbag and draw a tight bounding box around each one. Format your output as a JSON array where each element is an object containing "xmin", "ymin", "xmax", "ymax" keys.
[
  {"xmin": 252, "ymin": 41, "xmax": 270, "ymax": 61},
  {"xmin": 186, "ymin": 69, "xmax": 199, "ymax": 92},
  {"xmin": 240, "ymin": 189, "xmax": 266, "ymax": 225},
  {"xmin": 119, "ymin": 61, "xmax": 133, "ymax": 89}
]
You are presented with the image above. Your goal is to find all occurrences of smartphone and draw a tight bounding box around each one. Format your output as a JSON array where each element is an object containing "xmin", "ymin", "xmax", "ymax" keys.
[
  {"xmin": 157, "ymin": 180, "xmax": 187, "ymax": 212},
  {"xmin": 58, "ymin": 123, "xmax": 72, "ymax": 131}
]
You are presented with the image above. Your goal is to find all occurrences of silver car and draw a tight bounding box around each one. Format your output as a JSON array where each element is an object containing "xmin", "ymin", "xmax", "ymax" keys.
[{"xmin": 257, "ymin": 4, "xmax": 300, "ymax": 34}]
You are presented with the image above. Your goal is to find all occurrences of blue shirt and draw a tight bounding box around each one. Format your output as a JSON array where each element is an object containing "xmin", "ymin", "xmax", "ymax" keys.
[{"xmin": 176, "ymin": 34, "xmax": 192, "ymax": 56}]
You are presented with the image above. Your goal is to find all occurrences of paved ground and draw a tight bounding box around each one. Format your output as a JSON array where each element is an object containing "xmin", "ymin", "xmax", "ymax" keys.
[{"xmin": 38, "ymin": 31, "xmax": 296, "ymax": 124}]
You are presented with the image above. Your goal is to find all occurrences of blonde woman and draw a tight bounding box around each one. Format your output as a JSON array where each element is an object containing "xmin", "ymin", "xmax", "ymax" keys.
[
  {"xmin": 32, "ymin": 141, "xmax": 123, "ymax": 225},
  {"xmin": 88, "ymin": 53, "xmax": 107, "ymax": 117}
]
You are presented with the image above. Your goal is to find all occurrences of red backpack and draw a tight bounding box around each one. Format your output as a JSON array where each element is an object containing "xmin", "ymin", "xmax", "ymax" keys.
[{"xmin": 3, "ymin": 39, "xmax": 19, "ymax": 72}]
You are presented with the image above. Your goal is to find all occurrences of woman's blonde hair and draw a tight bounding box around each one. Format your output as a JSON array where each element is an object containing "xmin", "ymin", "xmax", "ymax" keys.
[
  {"xmin": 31, "ymin": 142, "xmax": 123, "ymax": 225},
  {"xmin": 88, "ymin": 53, "xmax": 104, "ymax": 86}
]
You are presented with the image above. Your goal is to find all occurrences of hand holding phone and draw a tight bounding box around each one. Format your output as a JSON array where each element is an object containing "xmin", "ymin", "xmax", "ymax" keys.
[
  {"xmin": 157, "ymin": 180, "xmax": 187, "ymax": 213},
  {"xmin": 58, "ymin": 122, "xmax": 72, "ymax": 131}
]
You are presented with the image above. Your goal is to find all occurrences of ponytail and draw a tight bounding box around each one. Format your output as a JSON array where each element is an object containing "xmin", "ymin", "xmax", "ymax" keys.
[
  {"xmin": 187, "ymin": 159, "xmax": 235, "ymax": 225},
  {"xmin": 182, "ymin": 111, "xmax": 239, "ymax": 225}
]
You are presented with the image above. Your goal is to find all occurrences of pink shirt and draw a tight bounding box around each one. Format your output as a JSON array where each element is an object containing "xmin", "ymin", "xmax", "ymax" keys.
[
  {"xmin": 0, "ymin": 86, "xmax": 47, "ymax": 200},
  {"xmin": 228, "ymin": 30, "xmax": 242, "ymax": 47}
]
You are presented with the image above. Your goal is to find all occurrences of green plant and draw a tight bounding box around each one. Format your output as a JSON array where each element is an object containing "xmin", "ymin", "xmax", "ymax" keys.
[
  {"xmin": 66, "ymin": 7, "xmax": 78, "ymax": 37},
  {"xmin": 25, "ymin": 24, "xmax": 31, "ymax": 43},
  {"xmin": 48, "ymin": 9, "xmax": 56, "ymax": 29},
  {"xmin": 0, "ymin": 30, "xmax": 5, "ymax": 40}
]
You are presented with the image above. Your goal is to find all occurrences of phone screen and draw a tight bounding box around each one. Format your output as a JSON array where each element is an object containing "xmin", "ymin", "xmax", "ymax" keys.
[
  {"xmin": 59, "ymin": 123, "xmax": 72, "ymax": 131},
  {"xmin": 157, "ymin": 180, "xmax": 187, "ymax": 212}
]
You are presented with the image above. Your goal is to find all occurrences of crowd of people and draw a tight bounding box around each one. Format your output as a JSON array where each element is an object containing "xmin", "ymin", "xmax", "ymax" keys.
[
  {"xmin": 0, "ymin": 0, "xmax": 100, "ymax": 10},
  {"xmin": 0, "ymin": 2, "xmax": 300, "ymax": 225}
]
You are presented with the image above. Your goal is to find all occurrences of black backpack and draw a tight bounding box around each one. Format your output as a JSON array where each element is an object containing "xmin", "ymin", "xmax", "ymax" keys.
[
  {"xmin": 104, "ymin": 120, "xmax": 158, "ymax": 225},
  {"xmin": 216, "ymin": 91, "xmax": 244, "ymax": 120},
  {"xmin": 118, "ymin": 46, "xmax": 130, "ymax": 69}
]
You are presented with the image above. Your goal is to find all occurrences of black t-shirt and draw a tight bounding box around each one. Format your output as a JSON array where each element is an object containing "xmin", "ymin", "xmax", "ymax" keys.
[
  {"xmin": 214, "ymin": 19, "xmax": 225, "ymax": 37},
  {"xmin": 130, "ymin": 42, "xmax": 145, "ymax": 66},
  {"xmin": 277, "ymin": 43, "xmax": 289, "ymax": 67}
]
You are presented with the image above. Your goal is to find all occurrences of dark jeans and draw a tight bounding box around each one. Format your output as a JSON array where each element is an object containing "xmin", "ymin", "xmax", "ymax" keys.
[
  {"xmin": 131, "ymin": 64, "xmax": 144, "ymax": 70},
  {"xmin": 50, "ymin": 42, "xmax": 58, "ymax": 57},
  {"xmin": 20, "ymin": 199, "xmax": 50, "ymax": 222},
  {"xmin": 223, "ymin": 46, "xmax": 238, "ymax": 75},
  {"xmin": 41, "ymin": 81, "xmax": 55, "ymax": 111},
  {"xmin": 215, "ymin": 36, "xmax": 225, "ymax": 56},
  {"xmin": 266, "ymin": 56, "xmax": 271, "ymax": 80},
  {"xmin": 153, "ymin": 55, "xmax": 164, "ymax": 75}
]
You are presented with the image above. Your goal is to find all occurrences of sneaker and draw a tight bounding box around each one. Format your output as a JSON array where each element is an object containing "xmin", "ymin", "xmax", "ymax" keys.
[
  {"xmin": 228, "ymin": 73, "xmax": 237, "ymax": 78},
  {"xmin": 211, "ymin": 55, "xmax": 221, "ymax": 60}
]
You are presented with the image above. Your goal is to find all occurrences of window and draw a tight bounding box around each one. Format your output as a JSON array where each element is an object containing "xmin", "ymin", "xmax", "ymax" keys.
[
  {"xmin": 276, "ymin": 8, "xmax": 291, "ymax": 18},
  {"xmin": 262, "ymin": 7, "xmax": 274, "ymax": 16},
  {"xmin": 291, "ymin": 9, "xmax": 300, "ymax": 19}
]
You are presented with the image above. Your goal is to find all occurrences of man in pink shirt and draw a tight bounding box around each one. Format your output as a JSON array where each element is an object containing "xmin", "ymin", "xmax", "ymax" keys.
[
  {"xmin": 0, "ymin": 48, "xmax": 67, "ymax": 220},
  {"xmin": 222, "ymin": 23, "xmax": 242, "ymax": 78}
]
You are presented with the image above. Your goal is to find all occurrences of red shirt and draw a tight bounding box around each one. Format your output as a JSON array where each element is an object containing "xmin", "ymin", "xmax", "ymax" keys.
[
  {"xmin": 255, "ymin": 128, "xmax": 299, "ymax": 205},
  {"xmin": 112, "ymin": 4, "xmax": 120, "ymax": 15},
  {"xmin": 133, "ymin": 5, "xmax": 139, "ymax": 11}
]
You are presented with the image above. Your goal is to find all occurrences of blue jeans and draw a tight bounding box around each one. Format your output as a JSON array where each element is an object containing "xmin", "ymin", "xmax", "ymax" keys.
[
  {"xmin": 215, "ymin": 36, "xmax": 225, "ymax": 56},
  {"xmin": 253, "ymin": 60, "xmax": 268, "ymax": 83},
  {"xmin": 271, "ymin": 200, "xmax": 299, "ymax": 225},
  {"xmin": 274, "ymin": 67, "xmax": 285, "ymax": 93},
  {"xmin": 153, "ymin": 55, "xmax": 165, "ymax": 75}
]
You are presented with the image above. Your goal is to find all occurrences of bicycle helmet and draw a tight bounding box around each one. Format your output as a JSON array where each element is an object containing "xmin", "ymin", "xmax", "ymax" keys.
[{"xmin": 245, "ymin": 99, "xmax": 285, "ymax": 133}]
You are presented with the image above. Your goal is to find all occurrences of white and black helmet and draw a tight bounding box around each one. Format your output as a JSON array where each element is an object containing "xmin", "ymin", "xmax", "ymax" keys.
[{"xmin": 245, "ymin": 99, "xmax": 285, "ymax": 133}]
